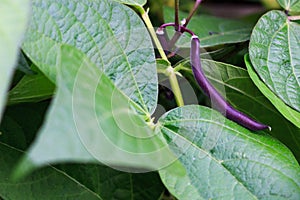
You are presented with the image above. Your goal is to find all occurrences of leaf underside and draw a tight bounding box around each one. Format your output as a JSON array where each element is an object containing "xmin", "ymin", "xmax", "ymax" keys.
[{"xmin": 249, "ymin": 10, "xmax": 300, "ymax": 112}]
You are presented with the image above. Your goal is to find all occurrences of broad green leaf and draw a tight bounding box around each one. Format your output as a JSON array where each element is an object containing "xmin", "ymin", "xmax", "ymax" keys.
[
  {"xmin": 159, "ymin": 105, "xmax": 300, "ymax": 200},
  {"xmin": 177, "ymin": 59, "xmax": 300, "ymax": 160},
  {"xmin": 245, "ymin": 55, "xmax": 300, "ymax": 129},
  {"xmin": 57, "ymin": 164, "xmax": 164, "ymax": 200},
  {"xmin": 112, "ymin": 0, "xmax": 146, "ymax": 6},
  {"xmin": 163, "ymin": 7, "xmax": 253, "ymax": 48},
  {"xmin": 277, "ymin": 0, "xmax": 300, "ymax": 12},
  {"xmin": 0, "ymin": 143, "xmax": 101, "ymax": 200},
  {"xmin": 0, "ymin": 102, "xmax": 164, "ymax": 200},
  {"xmin": 22, "ymin": 0, "xmax": 157, "ymax": 115},
  {"xmin": 0, "ymin": 0, "xmax": 30, "ymax": 122},
  {"xmin": 14, "ymin": 45, "xmax": 175, "ymax": 177},
  {"xmin": 8, "ymin": 67, "xmax": 55, "ymax": 105},
  {"xmin": 0, "ymin": 144, "xmax": 163, "ymax": 199},
  {"xmin": 249, "ymin": 10, "xmax": 300, "ymax": 112}
]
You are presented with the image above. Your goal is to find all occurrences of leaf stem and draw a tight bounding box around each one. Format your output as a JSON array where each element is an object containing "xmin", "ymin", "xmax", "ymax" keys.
[
  {"xmin": 139, "ymin": 7, "xmax": 169, "ymax": 61},
  {"xmin": 183, "ymin": 0, "xmax": 203, "ymax": 27},
  {"xmin": 288, "ymin": 15, "xmax": 300, "ymax": 21},
  {"xmin": 137, "ymin": 6, "xmax": 184, "ymax": 107},
  {"xmin": 167, "ymin": 67, "xmax": 184, "ymax": 106}
]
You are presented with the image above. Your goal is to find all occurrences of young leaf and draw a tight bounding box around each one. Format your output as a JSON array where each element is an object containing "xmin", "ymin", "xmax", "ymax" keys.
[
  {"xmin": 158, "ymin": 105, "xmax": 300, "ymax": 200},
  {"xmin": 249, "ymin": 10, "xmax": 300, "ymax": 112},
  {"xmin": 8, "ymin": 67, "xmax": 55, "ymax": 105},
  {"xmin": 276, "ymin": 0, "xmax": 300, "ymax": 12},
  {"xmin": 245, "ymin": 55, "xmax": 300, "ymax": 129},
  {"xmin": 14, "ymin": 45, "xmax": 175, "ymax": 178},
  {"xmin": 0, "ymin": 0, "xmax": 30, "ymax": 122},
  {"xmin": 22, "ymin": 0, "xmax": 158, "ymax": 115},
  {"xmin": 163, "ymin": 7, "xmax": 254, "ymax": 48}
]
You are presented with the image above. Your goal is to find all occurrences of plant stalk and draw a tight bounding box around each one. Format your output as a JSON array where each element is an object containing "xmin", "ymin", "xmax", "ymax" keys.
[
  {"xmin": 137, "ymin": 6, "xmax": 184, "ymax": 107},
  {"xmin": 288, "ymin": 15, "xmax": 300, "ymax": 21},
  {"xmin": 175, "ymin": 0, "xmax": 180, "ymax": 31},
  {"xmin": 167, "ymin": 67, "xmax": 184, "ymax": 106}
]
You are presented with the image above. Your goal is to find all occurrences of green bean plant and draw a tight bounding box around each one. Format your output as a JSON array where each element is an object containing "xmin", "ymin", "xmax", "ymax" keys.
[{"xmin": 0, "ymin": 0, "xmax": 300, "ymax": 199}]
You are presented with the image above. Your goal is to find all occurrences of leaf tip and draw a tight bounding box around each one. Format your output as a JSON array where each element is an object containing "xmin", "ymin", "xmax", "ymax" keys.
[{"xmin": 11, "ymin": 155, "xmax": 36, "ymax": 181}]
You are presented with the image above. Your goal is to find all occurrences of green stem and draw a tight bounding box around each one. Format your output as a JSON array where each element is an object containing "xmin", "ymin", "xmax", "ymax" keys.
[
  {"xmin": 167, "ymin": 67, "xmax": 184, "ymax": 106},
  {"xmin": 288, "ymin": 15, "xmax": 300, "ymax": 21},
  {"xmin": 138, "ymin": 7, "xmax": 169, "ymax": 61},
  {"xmin": 137, "ymin": 6, "xmax": 184, "ymax": 107}
]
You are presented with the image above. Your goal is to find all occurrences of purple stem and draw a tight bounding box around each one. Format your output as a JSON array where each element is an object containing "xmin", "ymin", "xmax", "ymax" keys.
[
  {"xmin": 168, "ymin": 0, "xmax": 203, "ymax": 49},
  {"xmin": 175, "ymin": 0, "xmax": 180, "ymax": 31},
  {"xmin": 184, "ymin": 0, "xmax": 203, "ymax": 27},
  {"xmin": 156, "ymin": 28, "xmax": 170, "ymax": 53},
  {"xmin": 190, "ymin": 36, "xmax": 270, "ymax": 131},
  {"xmin": 159, "ymin": 23, "xmax": 196, "ymax": 36}
]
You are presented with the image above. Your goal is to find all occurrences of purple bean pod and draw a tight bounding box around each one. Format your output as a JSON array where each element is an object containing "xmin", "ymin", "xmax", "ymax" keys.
[{"xmin": 190, "ymin": 36, "xmax": 271, "ymax": 131}]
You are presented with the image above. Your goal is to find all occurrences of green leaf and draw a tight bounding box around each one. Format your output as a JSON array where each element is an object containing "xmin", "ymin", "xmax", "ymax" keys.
[
  {"xmin": 8, "ymin": 67, "xmax": 55, "ymax": 105},
  {"xmin": 176, "ymin": 58, "xmax": 300, "ymax": 160},
  {"xmin": 245, "ymin": 54, "xmax": 300, "ymax": 129},
  {"xmin": 112, "ymin": 0, "xmax": 146, "ymax": 6},
  {"xmin": 277, "ymin": 0, "xmax": 300, "ymax": 12},
  {"xmin": 22, "ymin": 0, "xmax": 157, "ymax": 115},
  {"xmin": 159, "ymin": 105, "xmax": 300, "ymax": 200},
  {"xmin": 57, "ymin": 164, "xmax": 164, "ymax": 200},
  {"xmin": 0, "ymin": 143, "xmax": 101, "ymax": 200},
  {"xmin": 0, "ymin": 143, "xmax": 163, "ymax": 199},
  {"xmin": 0, "ymin": 102, "xmax": 164, "ymax": 200},
  {"xmin": 0, "ymin": 0, "xmax": 30, "ymax": 122},
  {"xmin": 249, "ymin": 10, "xmax": 300, "ymax": 112},
  {"xmin": 0, "ymin": 102, "xmax": 49, "ymax": 150},
  {"xmin": 14, "ymin": 45, "xmax": 174, "ymax": 177},
  {"xmin": 163, "ymin": 7, "xmax": 254, "ymax": 48}
]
